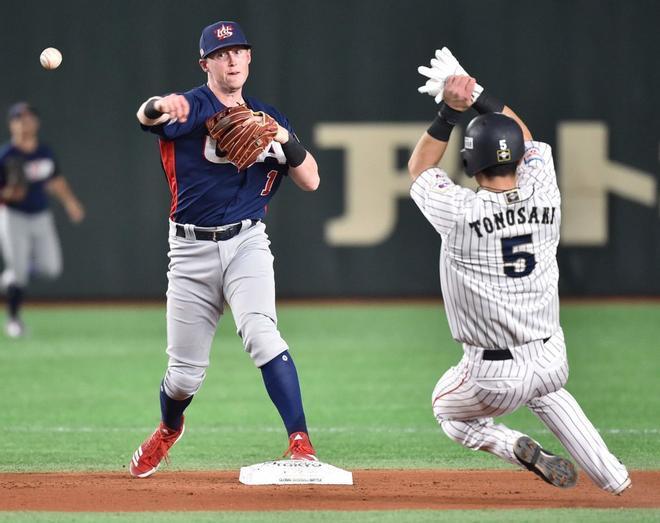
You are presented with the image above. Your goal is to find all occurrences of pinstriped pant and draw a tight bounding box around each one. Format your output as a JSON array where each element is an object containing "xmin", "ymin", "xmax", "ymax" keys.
[{"xmin": 432, "ymin": 329, "xmax": 629, "ymax": 494}]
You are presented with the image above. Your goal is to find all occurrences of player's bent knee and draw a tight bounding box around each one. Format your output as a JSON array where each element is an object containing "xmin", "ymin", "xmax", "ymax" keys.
[
  {"xmin": 432, "ymin": 397, "xmax": 452, "ymax": 423},
  {"xmin": 440, "ymin": 420, "xmax": 477, "ymax": 449},
  {"xmin": 2, "ymin": 269, "xmax": 28, "ymax": 288},
  {"xmin": 163, "ymin": 365, "xmax": 206, "ymax": 400},
  {"xmin": 37, "ymin": 258, "xmax": 63, "ymax": 280},
  {"xmin": 238, "ymin": 312, "xmax": 288, "ymax": 367},
  {"xmin": 40, "ymin": 265, "xmax": 62, "ymax": 280},
  {"xmin": 432, "ymin": 397, "xmax": 465, "ymax": 443}
]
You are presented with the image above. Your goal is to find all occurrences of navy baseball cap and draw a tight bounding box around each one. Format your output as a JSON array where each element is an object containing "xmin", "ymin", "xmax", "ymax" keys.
[
  {"xmin": 199, "ymin": 21, "xmax": 251, "ymax": 58},
  {"xmin": 7, "ymin": 102, "xmax": 38, "ymax": 121}
]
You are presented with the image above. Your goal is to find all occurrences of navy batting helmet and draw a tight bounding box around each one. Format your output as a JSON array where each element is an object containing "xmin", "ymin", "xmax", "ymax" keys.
[{"xmin": 461, "ymin": 113, "xmax": 524, "ymax": 177}]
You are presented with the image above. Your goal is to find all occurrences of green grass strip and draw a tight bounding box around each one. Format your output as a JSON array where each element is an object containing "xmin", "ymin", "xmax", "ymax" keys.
[{"xmin": 1, "ymin": 303, "xmax": 658, "ymax": 471}]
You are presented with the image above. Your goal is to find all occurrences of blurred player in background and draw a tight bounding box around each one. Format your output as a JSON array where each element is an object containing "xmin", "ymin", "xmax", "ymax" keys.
[
  {"xmin": 408, "ymin": 49, "xmax": 630, "ymax": 494},
  {"xmin": 129, "ymin": 20, "xmax": 320, "ymax": 478},
  {"xmin": 0, "ymin": 102, "xmax": 85, "ymax": 338}
]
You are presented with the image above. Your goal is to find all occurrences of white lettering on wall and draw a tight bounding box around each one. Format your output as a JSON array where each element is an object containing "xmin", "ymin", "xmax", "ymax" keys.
[
  {"xmin": 316, "ymin": 121, "xmax": 657, "ymax": 247},
  {"xmin": 558, "ymin": 122, "xmax": 657, "ymax": 245}
]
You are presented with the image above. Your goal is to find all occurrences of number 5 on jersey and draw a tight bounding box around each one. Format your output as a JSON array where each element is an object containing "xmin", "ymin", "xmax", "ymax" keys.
[{"xmin": 501, "ymin": 234, "xmax": 536, "ymax": 278}]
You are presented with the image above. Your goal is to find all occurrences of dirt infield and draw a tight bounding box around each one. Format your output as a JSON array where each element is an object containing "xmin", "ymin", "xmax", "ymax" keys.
[{"xmin": 1, "ymin": 470, "xmax": 659, "ymax": 511}]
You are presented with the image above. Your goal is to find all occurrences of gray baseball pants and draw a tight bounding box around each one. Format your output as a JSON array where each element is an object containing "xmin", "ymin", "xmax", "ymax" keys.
[
  {"xmin": 162, "ymin": 219, "xmax": 288, "ymax": 401},
  {"xmin": 0, "ymin": 206, "xmax": 62, "ymax": 289}
]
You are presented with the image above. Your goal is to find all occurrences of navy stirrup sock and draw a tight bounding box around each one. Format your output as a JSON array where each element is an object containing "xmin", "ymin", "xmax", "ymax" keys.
[
  {"xmin": 159, "ymin": 381, "xmax": 193, "ymax": 431},
  {"xmin": 260, "ymin": 350, "xmax": 308, "ymax": 435},
  {"xmin": 7, "ymin": 285, "xmax": 24, "ymax": 319}
]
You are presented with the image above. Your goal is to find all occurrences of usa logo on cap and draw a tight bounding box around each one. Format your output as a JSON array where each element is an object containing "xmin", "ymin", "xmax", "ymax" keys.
[
  {"xmin": 215, "ymin": 24, "xmax": 234, "ymax": 40},
  {"xmin": 199, "ymin": 20, "xmax": 251, "ymax": 58}
]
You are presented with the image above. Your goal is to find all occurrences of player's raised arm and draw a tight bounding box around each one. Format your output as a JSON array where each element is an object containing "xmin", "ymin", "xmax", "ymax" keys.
[
  {"xmin": 408, "ymin": 75, "xmax": 475, "ymax": 181},
  {"xmin": 501, "ymin": 106, "xmax": 532, "ymax": 141},
  {"xmin": 274, "ymin": 125, "xmax": 320, "ymax": 191},
  {"xmin": 463, "ymin": 81, "xmax": 532, "ymax": 141},
  {"xmin": 415, "ymin": 46, "xmax": 532, "ymax": 149}
]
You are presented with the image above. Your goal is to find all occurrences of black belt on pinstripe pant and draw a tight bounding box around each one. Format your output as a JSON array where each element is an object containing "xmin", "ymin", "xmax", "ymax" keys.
[{"xmin": 482, "ymin": 337, "xmax": 551, "ymax": 361}]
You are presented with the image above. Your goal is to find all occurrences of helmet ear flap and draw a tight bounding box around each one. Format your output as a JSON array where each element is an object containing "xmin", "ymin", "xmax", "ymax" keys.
[
  {"xmin": 461, "ymin": 147, "xmax": 476, "ymax": 177},
  {"xmin": 461, "ymin": 148, "xmax": 470, "ymax": 176},
  {"xmin": 462, "ymin": 157, "xmax": 473, "ymax": 177}
]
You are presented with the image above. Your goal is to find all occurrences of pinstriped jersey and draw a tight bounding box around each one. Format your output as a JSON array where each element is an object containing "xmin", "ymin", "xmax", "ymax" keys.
[{"xmin": 411, "ymin": 141, "xmax": 560, "ymax": 348}]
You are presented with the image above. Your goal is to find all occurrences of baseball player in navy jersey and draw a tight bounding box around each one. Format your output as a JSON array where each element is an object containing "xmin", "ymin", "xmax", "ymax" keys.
[
  {"xmin": 408, "ymin": 49, "xmax": 630, "ymax": 494},
  {"xmin": 0, "ymin": 102, "xmax": 85, "ymax": 338},
  {"xmin": 129, "ymin": 21, "xmax": 320, "ymax": 478}
]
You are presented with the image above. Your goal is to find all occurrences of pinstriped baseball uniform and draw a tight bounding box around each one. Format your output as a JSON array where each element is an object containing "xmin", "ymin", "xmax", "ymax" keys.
[{"xmin": 411, "ymin": 141, "xmax": 630, "ymax": 494}]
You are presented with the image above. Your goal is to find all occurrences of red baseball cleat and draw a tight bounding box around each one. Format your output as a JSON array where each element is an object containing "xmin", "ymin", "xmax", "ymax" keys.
[
  {"xmin": 283, "ymin": 431, "xmax": 318, "ymax": 461},
  {"xmin": 129, "ymin": 418, "xmax": 185, "ymax": 478}
]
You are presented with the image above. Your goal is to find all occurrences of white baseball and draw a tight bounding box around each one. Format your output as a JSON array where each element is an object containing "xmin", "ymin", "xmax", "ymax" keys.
[{"xmin": 40, "ymin": 47, "xmax": 63, "ymax": 70}]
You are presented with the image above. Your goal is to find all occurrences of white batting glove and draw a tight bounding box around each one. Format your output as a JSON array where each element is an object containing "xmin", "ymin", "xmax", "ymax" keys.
[{"xmin": 418, "ymin": 47, "xmax": 484, "ymax": 103}]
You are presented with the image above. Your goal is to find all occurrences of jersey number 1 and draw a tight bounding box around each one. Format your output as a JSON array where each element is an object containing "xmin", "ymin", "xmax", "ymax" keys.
[
  {"xmin": 501, "ymin": 234, "xmax": 536, "ymax": 278},
  {"xmin": 261, "ymin": 170, "xmax": 279, "ymax": 196}
]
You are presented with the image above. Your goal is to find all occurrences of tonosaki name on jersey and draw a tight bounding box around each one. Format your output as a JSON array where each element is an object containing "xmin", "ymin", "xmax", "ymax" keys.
[
  {"xmin": 469, "ymin": 204, "xmax": 557, "ymax": 238},
  {"xmin": 141, "ymin": 84, "xmax": 295, "ymax": 227},
  {"xmin": 0, "ymin": 143, "xmax": 59, "ymax": 213},
  {"xmin": 410, "ymin": 141, "xmax": 561, "ymax": 349}
]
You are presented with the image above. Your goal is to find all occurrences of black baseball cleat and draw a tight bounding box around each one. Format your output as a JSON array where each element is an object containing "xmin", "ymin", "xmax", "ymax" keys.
[{"xmin": 514, "ymin": 436, "xmax": 577, "ymax": 488}]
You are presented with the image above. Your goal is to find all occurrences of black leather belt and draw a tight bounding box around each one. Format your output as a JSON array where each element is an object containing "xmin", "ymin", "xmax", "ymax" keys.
[
  {"xmin": 175, "ymin": 220, "xmax": 258, "ymax": 242},
  {"xmin": 482, "ymin": 337, "xmax": 550, "ymax": 361},
  {"xmin": 482, "ymin": 349, "xmax": 513, "ymax": 361}
]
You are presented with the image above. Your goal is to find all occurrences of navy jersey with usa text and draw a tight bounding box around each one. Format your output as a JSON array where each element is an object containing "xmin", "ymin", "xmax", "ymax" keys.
[
  {"xmin": 0, "ymin": 143, "xmax": 59, "ymax": 213},
  {"xmin": 142, "ymin": 84, "xmax": 295, "ymax": 227}
]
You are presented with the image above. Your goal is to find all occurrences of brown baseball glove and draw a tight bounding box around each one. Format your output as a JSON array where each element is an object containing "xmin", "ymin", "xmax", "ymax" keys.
[
  {"xmin": 1, "ymin": 157, "xmax": 28, "ymax": 203},
  {"xmin": 206, "ymin": 104, "xmax": 279, "ymax": 171}
]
